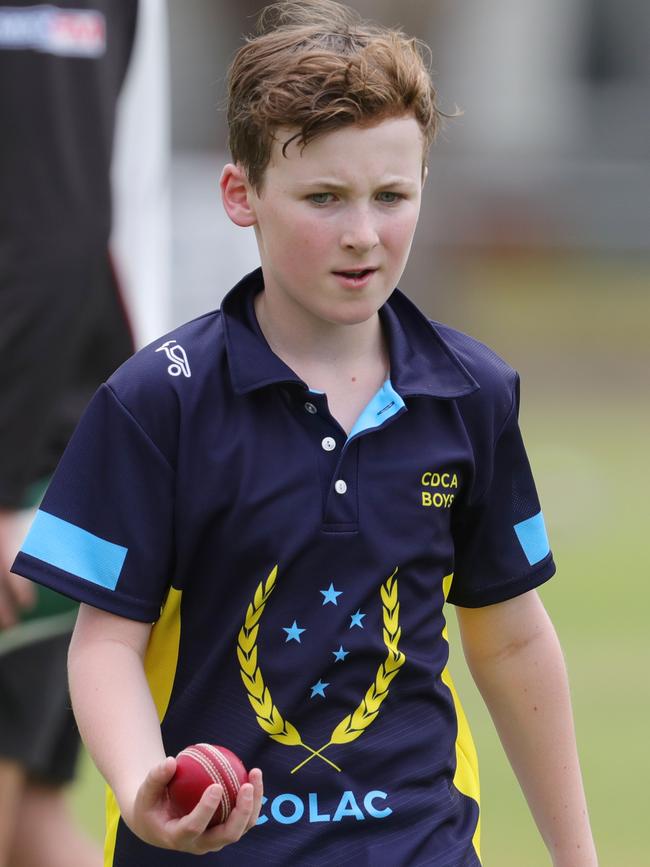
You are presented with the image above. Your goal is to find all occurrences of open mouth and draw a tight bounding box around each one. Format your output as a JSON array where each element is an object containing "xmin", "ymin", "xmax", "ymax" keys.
[{"xmin": 333, "ymin": 268, "xmax": 376, "ymax": 279}]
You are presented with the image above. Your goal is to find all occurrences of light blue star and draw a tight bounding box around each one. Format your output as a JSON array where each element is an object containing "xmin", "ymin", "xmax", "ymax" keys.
[
  {"xmin": 283, "ymin": 621, "xmax": 306, "ymax": 643},
  {"xmin": 332, "ymin": 645, "xmax": 349, "ymax": 662},
  {"xmin": 310, "ymin": 679, "xmax": 330, "ymax": 698},
  {"xmin": 320, "ymin": 582, "xmax": 343, "ymax": 606},
  {"xmin": 349, "ymin": 609, "xmax": 366, "ymax": 629}
]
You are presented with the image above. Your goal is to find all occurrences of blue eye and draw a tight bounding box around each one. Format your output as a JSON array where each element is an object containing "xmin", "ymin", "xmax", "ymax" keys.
[
  {"xmin": 376, "ymin": 191, "xmax": 402, "ymax": 204},
  {"xmin": 309, "ymin": 193, "xmax": 334, "ymax": 205}
]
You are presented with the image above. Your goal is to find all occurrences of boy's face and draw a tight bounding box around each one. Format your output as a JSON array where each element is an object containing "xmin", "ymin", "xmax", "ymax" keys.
[{"xmin": 232, "ymin": 115, "xmax": 425, "ymax": 331}]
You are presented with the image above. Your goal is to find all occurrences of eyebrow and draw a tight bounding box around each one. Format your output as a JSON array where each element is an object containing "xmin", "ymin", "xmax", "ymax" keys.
[{"xmin": 296, "ymin": 177, "xmax": 418, "ymax": 192}]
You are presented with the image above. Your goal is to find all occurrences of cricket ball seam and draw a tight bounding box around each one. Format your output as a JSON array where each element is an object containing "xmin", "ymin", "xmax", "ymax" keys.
[
  {"xmin": 180, "ymin": 747, "xmax": 232, "ymax": 820},
  {"xmin": 200, "ymin": 744, "xmax": 241, "ymax": 802}
]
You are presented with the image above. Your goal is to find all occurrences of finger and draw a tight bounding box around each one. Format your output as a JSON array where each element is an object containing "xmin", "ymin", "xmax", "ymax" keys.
[
  {"xmin": 171, "ymin": 783, "xmax": 223, "ymax": 842},
  {"xmin": 245, "ymin": 769, "xmax": 264, "ymax": 830},
  {"xmin": 137, "ymin": 757, "xmax": 177, "ymax": 810},
  {"xmin": 206, "ymin": 781, "xmax": 254, "ymax": 845}
]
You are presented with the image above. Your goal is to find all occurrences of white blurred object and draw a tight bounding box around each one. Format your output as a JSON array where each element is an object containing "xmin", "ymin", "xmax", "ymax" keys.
[
  {"xmin": 436, "ymin": 0, "xmax": 588, "ymax": 154},
  {"xmin": 171, "ymin": 152, "xmax": 260, "ymax": 325},
  {"xmin": 112, "ymin": 0, "xmax": 172, "ymax": 347}
]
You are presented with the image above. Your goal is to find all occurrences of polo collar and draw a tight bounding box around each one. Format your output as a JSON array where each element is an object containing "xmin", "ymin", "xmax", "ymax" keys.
[
  {"xmin": 222, "ymin": 268, "xmax": 479, "ymax": 399},
  {"xmin": 381, "ymin": 289, "xmax": 479, "ymax": 399},
  {"xmin": 222, "ymin": 270, "xmax": 303, "ymax": 394}
]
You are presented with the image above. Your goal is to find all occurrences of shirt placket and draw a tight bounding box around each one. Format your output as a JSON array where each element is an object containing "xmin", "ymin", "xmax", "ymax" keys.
[{"xmin": 298, "ymin": 393, "xmax": 360, "ymax": 532}]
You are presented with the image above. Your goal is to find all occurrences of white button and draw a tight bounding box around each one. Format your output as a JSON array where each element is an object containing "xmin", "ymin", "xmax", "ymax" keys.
[
  {"xmin": 334, "ymin": 480, "xmax": 347, "ymax": 495},
  {"xmin": 304, "ymin": 402, "xmax": 317, "ymax": 415},
  {"xmin": 321, "ymin": 437, "xmax": 336, "ymax": 452}
]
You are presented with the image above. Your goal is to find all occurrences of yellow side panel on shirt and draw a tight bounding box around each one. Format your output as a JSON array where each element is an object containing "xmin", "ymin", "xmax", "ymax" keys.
[
  {"xmin": 441, "ymin": 573, "xmax": 482, "ymax": 863},
  {"xmin": 104, "ymin": 587, "xmax": 183, "ymax": 867}
]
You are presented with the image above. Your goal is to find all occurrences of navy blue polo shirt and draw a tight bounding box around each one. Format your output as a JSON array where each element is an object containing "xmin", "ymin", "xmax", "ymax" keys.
[{"xmin": 13, "ymin": 268, "xmax": 555, "ymax": 866}]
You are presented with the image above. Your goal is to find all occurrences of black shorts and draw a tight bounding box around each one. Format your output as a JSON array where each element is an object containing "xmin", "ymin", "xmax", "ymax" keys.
[
  {"xmin": 0, "ymin": 632, "xmax": 80, "ymax": 786},
  {"xmin": 0, "ymin": 249, "xmax": 134, "ymax": 508}
]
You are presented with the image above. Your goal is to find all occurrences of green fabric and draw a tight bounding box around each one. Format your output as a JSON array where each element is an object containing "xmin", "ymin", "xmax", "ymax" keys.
[{"xmin": 21, "ymin": 477, "xmax": 49, "ymax": 510}]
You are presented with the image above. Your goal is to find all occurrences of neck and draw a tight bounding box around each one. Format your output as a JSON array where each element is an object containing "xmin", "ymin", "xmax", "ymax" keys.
[{"xmin": 253, "ymin": 290, "xmax": 387, "ymax": 374}]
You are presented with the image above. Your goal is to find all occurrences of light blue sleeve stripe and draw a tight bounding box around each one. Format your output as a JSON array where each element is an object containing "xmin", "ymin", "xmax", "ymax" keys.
[
  {"xmin": 21, "ymin": 510, "xmax": 128, "ymax": 591},
  {"xmin": 348, "ymin": 379, "xmax": 405, "ymax": 440},
  {"xmin": 514, "ymin": 511, "xmax": 550, "ymax": 566}
]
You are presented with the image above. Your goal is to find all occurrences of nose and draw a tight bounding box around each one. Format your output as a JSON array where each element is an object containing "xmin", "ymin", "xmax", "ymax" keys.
[{"xmin": 339, "ymin": 208, "xmax": 380, "ymax": 253}]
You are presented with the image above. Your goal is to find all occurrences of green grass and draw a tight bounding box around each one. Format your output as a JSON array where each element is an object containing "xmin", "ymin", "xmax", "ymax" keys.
[
  {"xmin": 439, "ymin": 252, "xmax": 650, "ymax": 866},
  {"xmin": 68, "ymin": 253, "xmax": 650, "ymax": 865},
  {"xmin": 446, "ymin": 401, "xmax": 650, "ymax": 866},
  {"xmin": 68, "ymin": 749, "xmax": 105, "ymax": 843}
]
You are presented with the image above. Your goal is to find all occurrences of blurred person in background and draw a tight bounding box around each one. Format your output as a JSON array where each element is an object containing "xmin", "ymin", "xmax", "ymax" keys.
[{"xmin": 0, "ymin": 1, "xmax": 169, "ymax": 864}]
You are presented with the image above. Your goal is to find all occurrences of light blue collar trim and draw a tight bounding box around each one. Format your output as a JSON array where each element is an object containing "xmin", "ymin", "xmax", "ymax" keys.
[{"xmin": 348, "ymin": 379, "xmax": 405, "ymax": 441}]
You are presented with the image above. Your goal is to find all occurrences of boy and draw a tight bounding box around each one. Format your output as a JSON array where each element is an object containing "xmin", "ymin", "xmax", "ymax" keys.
[{"xmin": 11, "ymin": 2, "xmax": 597, "ymax": 864}]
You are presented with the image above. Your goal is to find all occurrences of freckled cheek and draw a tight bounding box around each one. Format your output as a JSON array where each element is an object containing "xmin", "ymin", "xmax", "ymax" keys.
[
  {"xmin": 382, "ymin": 230, "xmax": 413, "ymax": 260},
  {"xmin": 272, "ymin": 230, "xmax": 331, "ymax": 282},
  {"xmin": 288, "ymin": 218, "xmax": 336, "ymax": 259},
  {"xmin": 262, "ymin": 208, "xmax": 320, "ymax": 263},
  {"xmin": 382, "ymin": 217, "xmax": 418, "ymax": 256}
]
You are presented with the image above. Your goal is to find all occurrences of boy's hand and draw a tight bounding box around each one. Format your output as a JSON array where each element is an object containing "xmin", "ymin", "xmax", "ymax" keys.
[{"xmin": 128, "ymin": 757, "xmax": 264, "ymax": 854}]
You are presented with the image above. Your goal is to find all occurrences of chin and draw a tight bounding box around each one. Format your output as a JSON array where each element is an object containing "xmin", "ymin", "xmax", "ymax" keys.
[
  {"xmin": 320, "ymin": 299, "xmax": 385, "ymax": 327},
  {"xmin": 281, "ymin": 275, "xmax": 395, "ymax": 327}
]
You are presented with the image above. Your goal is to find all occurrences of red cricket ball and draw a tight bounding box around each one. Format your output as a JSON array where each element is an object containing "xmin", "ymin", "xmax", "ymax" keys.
[{"xmin": 167, "ymin": 743, "xmax": 249, "ymax": 827}]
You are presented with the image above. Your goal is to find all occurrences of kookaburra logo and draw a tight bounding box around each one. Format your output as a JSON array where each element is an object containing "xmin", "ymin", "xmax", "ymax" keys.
[
  {"xmin": 155, "ymin": 340, "xmax": 191, "ymax": 378},
  {"xmin": 237, "ymin": 567, "xmax": 405, "ymax": 774}
]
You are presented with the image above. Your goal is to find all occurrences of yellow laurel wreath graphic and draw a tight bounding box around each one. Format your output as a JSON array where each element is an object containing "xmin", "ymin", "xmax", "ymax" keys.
[
  {"xmin": 237, "ymin": 566, "xmax": 341, "ymax": 772},
  {"xmin": 237, "ymin": 566, "xmax": 405, "ymax": 775},
  {"xmin": 290, "ymin": 568, "xmax": 404, "ymax": 774}
]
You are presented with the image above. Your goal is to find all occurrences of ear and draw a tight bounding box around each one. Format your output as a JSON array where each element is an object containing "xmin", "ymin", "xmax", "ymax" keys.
[
  {"xmin": 421, "ymin": 164, "xmax": 429, "ymax": 188},
  {"xmin": 220, "ymin": 163, "xmax": 257, "ymax": 227}
]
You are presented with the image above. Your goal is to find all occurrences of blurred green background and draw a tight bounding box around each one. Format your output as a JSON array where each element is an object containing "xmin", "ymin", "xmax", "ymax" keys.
[
  {"xmin": 68, "ymin": 251, "xmax": 650, "ymax": 865},
  {"xmin": 438, "ymin": 252, "xmax": 650, "ymax": 866}
]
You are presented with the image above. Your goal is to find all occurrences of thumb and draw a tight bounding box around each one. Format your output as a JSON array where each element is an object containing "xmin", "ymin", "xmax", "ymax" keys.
[{"xmin": 138, "ymin": 757, "xmax": 177, "ymax": 809}]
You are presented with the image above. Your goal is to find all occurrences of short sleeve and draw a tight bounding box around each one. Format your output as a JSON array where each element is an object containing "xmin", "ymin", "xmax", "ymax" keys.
[
  {"xmin": 12, "ymin": 384, "xmax": 175, "ymax": 622},
  {"xmin": 448, "ymin": 377, "xmax": 555, "ymax": 607}
]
